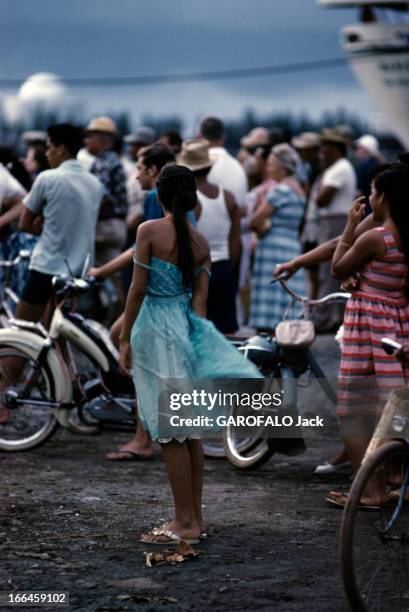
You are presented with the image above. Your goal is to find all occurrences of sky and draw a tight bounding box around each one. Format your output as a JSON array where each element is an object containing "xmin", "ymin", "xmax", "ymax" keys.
[{"xmin": 0, "ymin": 0, "xmax": 377, "ymax": 131}]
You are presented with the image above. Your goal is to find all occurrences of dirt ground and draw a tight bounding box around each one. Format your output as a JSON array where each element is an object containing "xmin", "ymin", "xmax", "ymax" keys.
[{"xmin": 0, "ymin": 336, "xmax": 353, "ymax": 611}]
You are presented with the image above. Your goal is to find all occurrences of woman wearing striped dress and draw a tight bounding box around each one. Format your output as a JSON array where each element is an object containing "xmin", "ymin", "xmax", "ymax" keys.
[
  {"xmin": 249, "ymin": 144, "xmax": 306, "ymax": 332},
  {"xmin": 327, "ymin": 163, "xmax": 409, "ymax": 508}
]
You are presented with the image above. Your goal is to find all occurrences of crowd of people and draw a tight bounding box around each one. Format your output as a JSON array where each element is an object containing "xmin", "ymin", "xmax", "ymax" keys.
[
  {"xmin": 0, "ymin": 114, "xmax": 387, "ymax": 338},
  {"xmin": 1, "ymin": 113, "xmax": 409, "ymax": 538}
]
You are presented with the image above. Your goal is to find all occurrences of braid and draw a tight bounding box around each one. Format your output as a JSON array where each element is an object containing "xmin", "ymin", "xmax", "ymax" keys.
[{"xmin": 157, "ymin": 164, "xmax": 198, "ymax": 286}]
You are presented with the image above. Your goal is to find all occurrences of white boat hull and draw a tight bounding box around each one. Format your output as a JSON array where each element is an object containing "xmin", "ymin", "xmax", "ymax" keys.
[
  {"xmin": 339, "ymin": 22, "xmax": 409, "ymax": 146},
  {"xmin": 349, "ymin": 49, "xmax": 409, "ymax": 146}
]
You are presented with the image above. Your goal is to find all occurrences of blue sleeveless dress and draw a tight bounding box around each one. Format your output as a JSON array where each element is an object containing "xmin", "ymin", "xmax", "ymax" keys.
[{"xmin": 130, "ymin": 256, "xmax": 261, "ymax": 441}]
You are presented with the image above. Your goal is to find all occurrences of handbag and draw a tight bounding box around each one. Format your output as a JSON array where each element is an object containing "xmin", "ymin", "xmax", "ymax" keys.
[{"xmin": 275, "ymin": 319, "xmax": 315, "ymax": 348}]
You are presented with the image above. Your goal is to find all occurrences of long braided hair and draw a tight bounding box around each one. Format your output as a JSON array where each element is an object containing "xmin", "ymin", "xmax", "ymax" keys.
[{"xmin": 156, "ymin": 163, "xmax": 197, "ymax": 285}]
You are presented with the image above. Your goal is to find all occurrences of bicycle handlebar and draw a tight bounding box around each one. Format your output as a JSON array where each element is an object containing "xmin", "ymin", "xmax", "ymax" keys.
[
  {"xmin": 52, "ymin": 274, "xmax": 104, "ymax": 300},
  {"xmin": 272, "ymin": 274, "xmax": 350, "ymax": 306},
  {"xmin": 0, "ymin": 250, "xmax": 31, "ymax": 269}
]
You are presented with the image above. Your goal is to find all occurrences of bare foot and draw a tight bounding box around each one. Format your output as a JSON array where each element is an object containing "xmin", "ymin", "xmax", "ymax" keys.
[
  {"xmin": 360, "ymin": 494, "xmax": 391, "ymax": 507},
  {"xmin": 140, "ymin": 521, "xmax": 201, "ymax": 543},
  {"xmin": 164, "ymin": 520, "xmax": 201, "ymax": 540},
  {"xmin": 330, "ymin": 447, "xmax": 349, "ymax": 466},
  {"xmin": 390, "ymin": 488, "xmax": 409, "ymax": 503}
]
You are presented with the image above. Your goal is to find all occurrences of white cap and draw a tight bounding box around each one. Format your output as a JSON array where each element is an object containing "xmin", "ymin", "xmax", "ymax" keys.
[{"xmin": 355, "ymin": 134, "xmax": 380, "ymax": 159}]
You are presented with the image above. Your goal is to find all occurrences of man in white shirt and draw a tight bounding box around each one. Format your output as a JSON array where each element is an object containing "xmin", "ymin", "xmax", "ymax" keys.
[
  {"xmin": 198, "ymin": 116, "xmax": 248, "ymax": 324},
  {"xmin": 0, "ymin": 124, "xmax": 103, "ymax": 424},
  {"xmin": 198, "ymin": 116, "xmax": 248, "ymax": 210},
  {"xmin": 313, "ymin": 128, "xmax": 357, "ymax": 332}
]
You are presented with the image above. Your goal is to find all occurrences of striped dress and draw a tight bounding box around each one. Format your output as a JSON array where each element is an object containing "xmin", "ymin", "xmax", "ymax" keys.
[
  {"xmin": 337, "ymin": 227, "xmax": 409, "ymax": 417},
  {"xmin": 249, "ymin": 183, "xmax": 306, "ymax": 330}
]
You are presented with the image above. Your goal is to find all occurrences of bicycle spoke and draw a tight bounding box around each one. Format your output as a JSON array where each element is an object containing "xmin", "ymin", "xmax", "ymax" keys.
[{"xmin": 0, "ymin": 347, "xmax": 56, "ymax": 449}]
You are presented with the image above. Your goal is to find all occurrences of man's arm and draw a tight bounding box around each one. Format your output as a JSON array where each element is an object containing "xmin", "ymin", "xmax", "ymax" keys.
[
  {"xmin": 21, "ymin": 172, "xmax": 46, "ymax": 234},
  {"xmin": 0, "ymin": 198, "xmax": 23, "ymax": 229},
  {"xmin": 225, "ymin": 190, "xmax": 241, "ymax": 268},
  {"xmin": 19, "ymin": 207, "xmax": 43, "ymax": 235},
  {"xmin": 315, "ymin": 185, "xmax": 338, "ymax": 208}
]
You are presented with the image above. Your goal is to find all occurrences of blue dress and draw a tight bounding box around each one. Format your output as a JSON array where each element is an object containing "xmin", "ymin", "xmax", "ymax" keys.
[
  {"xmin": 130, "ymin": 256, "xmax": 261, "ymax": 441},
  {"xmin": 249, "ymin": 183, "xmax": 307, "ymax": 330}
]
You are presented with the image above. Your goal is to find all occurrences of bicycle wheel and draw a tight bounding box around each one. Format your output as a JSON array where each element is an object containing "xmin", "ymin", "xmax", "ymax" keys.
[
  {"xmin": 341, "ymin": 440, "xmax": 409, "ymax": 612},
  {"xmin": 222, "ymin": 375, "xmax": 280, "ymax": 470},
  {"xmin": 0, "ymin": 346, "xmax": 58, "ymax": 451},
  {"xmin": 202, "ymin": 437, "xmax": 226, "ymax": 458}
]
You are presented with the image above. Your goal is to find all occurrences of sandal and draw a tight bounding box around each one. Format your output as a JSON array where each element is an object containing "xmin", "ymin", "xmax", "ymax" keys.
[
  {"xmin": 106, "ymin": 449, "xmax": 153, "ymax": 461},
  {"xmin": 389, "ymin": 488, "xmax": 409, "ymax": 503},
  {"xmin": 326, "ymin": 490, "xmax": 386, "ymax": 511},
  {"xmin": 140, "ymin": 524, "xmax": 200, "ymax": 546}
]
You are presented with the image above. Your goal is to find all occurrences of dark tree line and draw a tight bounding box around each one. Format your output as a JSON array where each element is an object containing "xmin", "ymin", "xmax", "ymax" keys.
[{"xmin": 0, "ymin": 105, "xmax": 371, "ymax": 152}]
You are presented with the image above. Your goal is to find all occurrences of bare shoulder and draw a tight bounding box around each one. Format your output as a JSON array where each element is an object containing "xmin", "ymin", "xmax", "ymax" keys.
[
  {"xmin": 136, "ymin": 219, "xmax": 162, "ymax": 238},
  {"xmin": 355, "ymin": 228, "xmax": 386, "ymax": 255}
]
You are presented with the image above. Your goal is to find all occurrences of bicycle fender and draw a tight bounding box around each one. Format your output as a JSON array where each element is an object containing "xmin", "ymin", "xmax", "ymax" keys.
[
  {"xmin": 50, "ymin": 309, "xmax": 110, "ymax": 372},
  {"xmin": 0, "ymin": 328, "xmax": 73, "ymax": 426}
]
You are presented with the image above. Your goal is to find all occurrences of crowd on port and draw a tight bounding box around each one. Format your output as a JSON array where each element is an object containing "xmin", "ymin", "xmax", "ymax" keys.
[
  {"xmin": 0, "ymin": 115, "xmax": 387, "ymax": 334},
  {"xmin": 1, "ymin": 113, "xmax": 409, "ymax": 541}
]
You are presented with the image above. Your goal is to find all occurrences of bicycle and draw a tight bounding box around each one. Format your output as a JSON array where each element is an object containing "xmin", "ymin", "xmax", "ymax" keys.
[
  {"xmin": 0, "ymin": 264, "xmax": 137, "ymax": 451},
  {"xmin": 222, "ymin": 275, "xmax": 350, "ymax": 469},
  {"xmin": 340, "ymin": 341, "xmax": 409, "ymax": 611}
]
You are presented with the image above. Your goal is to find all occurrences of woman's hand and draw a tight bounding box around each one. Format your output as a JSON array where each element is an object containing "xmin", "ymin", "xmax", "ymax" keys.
[
  {"xmin": 396, "ymin": 344, "xmax": 409, "ymax": 364},
  {"xmin": 119, "ymin": 341, "xmax": 132, "ymax": 377},
  {"xmin": 87, "ymin": 266, "xmax": 101, "ymax": 278},
  {"xmin": 347, "ymin": 196, "xmax": 366, "ymax": 229},
  {"xmin": 340, "ymin": 273, "xmax": 360, "ymax": 292},
  {"xmin": 274, "ymin": 259, "xmax": 299, "ymax": 279}
]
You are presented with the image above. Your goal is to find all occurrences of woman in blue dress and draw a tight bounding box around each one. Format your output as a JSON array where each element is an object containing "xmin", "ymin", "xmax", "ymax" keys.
[
  {"xmin": 249, "ymin": 144, "xmax": 307, "ymax": 332},
  {"xmin": 119, "ymin": 164, "xmax": 261, "ymax": 545}
]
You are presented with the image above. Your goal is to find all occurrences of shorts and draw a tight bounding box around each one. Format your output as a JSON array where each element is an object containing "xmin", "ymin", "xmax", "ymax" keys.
[{"xmin": 20, "ymin": 269, "xmax": 54, "ymax": 305}]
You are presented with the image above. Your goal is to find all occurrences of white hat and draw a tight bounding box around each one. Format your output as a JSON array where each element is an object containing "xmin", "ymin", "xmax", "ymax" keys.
[
  {"xmin": 355, "ymin": 134, "xmax": 380, "ymax": 159},
  {"xmin": 292, "ymin": 132, "xmax": 321, "ymax": 149}
]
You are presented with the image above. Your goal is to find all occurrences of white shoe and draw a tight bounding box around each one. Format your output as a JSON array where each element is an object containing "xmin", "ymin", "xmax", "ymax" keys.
[{"xmin": 314, "ymin": 461, "xmax": 352, "ymax": 475}]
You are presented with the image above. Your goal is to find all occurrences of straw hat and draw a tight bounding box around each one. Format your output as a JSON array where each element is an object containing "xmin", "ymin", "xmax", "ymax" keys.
[
  {"xmin": 321, "ymin": 127, "xmax": 349, "ymax": 145},
  {"xmin": 177, "ymin": 139, "xmax": 214, "ymax": 172},
  {"xmin": 292, "ymin": 132, "xmax": 321, "ymax": 149},
  {"xmin": 86, "ymin": 116, "xmax": 118, "ymax": 136},
  {"xmin": 240, "ymin": 127, "xmax": 271, "ymax": 149}
]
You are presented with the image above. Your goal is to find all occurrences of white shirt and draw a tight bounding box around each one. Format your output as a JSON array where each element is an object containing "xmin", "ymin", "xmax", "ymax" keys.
[
  {"xmin": 319, "ymin": 158, "xmax": 356, "ymax": 218},
  {"xmin": 208, "ymin": 146, "xmax": 248, "ymax": 208},
  {"xmin": 126, "ymin": 165, "xmax": 146, "ymax": 215},
  {"xmin": 77, "ymin": 148, "xmax": 96, "ymax": 171},
  {"xmin": 24, "ymin": 160, "xmax": 103, "ymax": 276},
  {"xmin": 197, "ymin": 188, "xmax": 231, "ymax": 262},
  {"xmin": 0, "ymin": 163, "xmax": 26, "ymax": 210}
]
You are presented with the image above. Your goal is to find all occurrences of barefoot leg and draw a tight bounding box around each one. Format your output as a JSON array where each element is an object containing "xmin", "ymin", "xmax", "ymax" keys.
[
  {"xmin": 160, "ymin": 439, "xmax": 200, "ymax": 540},
  {"xmin": 186, "ymin": 439, "xmax": 205, "ymax": 532}
]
